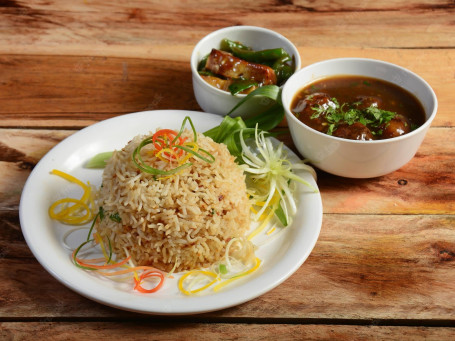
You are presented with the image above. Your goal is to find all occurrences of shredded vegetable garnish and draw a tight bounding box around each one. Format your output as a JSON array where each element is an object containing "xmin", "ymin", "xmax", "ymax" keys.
[
  {"xmin": 178, "ymin": 237, "xmax": 259, "ymax": 295},
  {"xmin": 85, "ymin": 151, "xmax": 113, "ymax": 169},
  {"xmin": 55, "ymin": 207, "xmax": 165, "ymax": 293},
  {"xmin": 178, "ymin": 270, "xmax": 219, "ymax": 295},
  {"xmin": 48, "ymin": 169, "xmax": 96, "ymax": 225},
  {"xmin": 213, "ymin": 257, "xmax": 261, "ymax": 292},
  {"xmin": 134, "ymin": 270, "xmax": 165, "ymax": 293},
  {"xmin": 50, "ymin": 112, "xmax": 318, "ymax": 297},
  {"xmin": 239, "ymin": 127, "xmax": 317, "ymax": 235},
  {"xmin": 132, "ymin": 116, "xmax": 215, "ymax": 177}
]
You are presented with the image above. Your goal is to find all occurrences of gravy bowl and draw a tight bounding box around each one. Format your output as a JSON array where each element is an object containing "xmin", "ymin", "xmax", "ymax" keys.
[
  {"xmin": 191, "ymin": 25, "xmax": 301, "ymax": 118},
  {"xmin": 281, "ymin": 58, "xmax": 438, "ymax": 178}
]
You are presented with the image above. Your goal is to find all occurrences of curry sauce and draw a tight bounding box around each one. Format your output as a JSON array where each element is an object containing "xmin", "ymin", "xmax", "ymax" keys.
[{"xmin": 291, "ymin": 76, "xmax": 426, "ymax": 140}]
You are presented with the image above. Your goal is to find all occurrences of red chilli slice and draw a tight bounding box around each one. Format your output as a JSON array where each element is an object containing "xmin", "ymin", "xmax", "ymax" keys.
[{"xmin": 152, "ymin": 129, "xmax": 188, "ymax": 160}]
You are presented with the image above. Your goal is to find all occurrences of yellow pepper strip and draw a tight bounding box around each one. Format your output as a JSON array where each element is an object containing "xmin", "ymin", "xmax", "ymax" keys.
[
  {"xmin": 251, "ymin": 190, "xmax": 281, "ymax": 222},
  {"xmin": 94, "ymin": 233, "xmax": 111, "ymax": 264},
  {"xmin": 49, "ymin": 198, "xmax": 92, "ymax": 225},
  {"xmin": 248, "ymin": 205, "xmax": 276, "ymax": 240},
  {"xmin": 52, "ymin": 183, "xmax": 92, "ymax": 218},
  {"xmin": 178, "ymin": 270, "xmax": 219, "ymax": 296},
  {"xmin": 266, "ymin": 226, "xmax": 276, "ymax": 235},
  {"xmin": 48, "ymin": 169, "xmax": 95, "ymax": 225},
  {"xmin": 51, "ymin": 169, "xmax": 89, "ymax": 190},
  {"xmin": 126, "ymin": 254, "xmax": 140, "ymax": 282},
  {"xmin": 156, "ymin": 142, "xmax": 201, "ymax": 180},
  {"xmin": 178, "ymin": 142, "xmax": 199, "ymax": 164},
  {"xmin": 156, "ymin": 148, "xmax": 179, "ymax": 163},
  {"xmin": 213, "ymin": 257, "xmax": 261, "ymax": 292}
]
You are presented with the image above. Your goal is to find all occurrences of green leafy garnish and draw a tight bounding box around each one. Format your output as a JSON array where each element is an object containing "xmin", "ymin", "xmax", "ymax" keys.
[
  {"xmin": 204, "ymin": 85, "xmax": 284, "ymax": 160},
  {"xmin": 311, "ymin": 97, "xmax": 397, "ymax": 135},
  {"xmin": 109, "ymin": 212, "xmax": 121, "ymax": 223},
  {"xmin": 227, "ymin": 85, "xmax": 281, "ymax": 117},
  {"xmin": 99, "ymin": 206, "xmax": 105, "ymax": 221}
]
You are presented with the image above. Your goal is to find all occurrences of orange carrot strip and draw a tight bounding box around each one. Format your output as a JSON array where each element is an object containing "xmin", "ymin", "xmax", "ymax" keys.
[
  {"xmin": 74, "ymin": 255, "xmax": 131, "ymax": 270},
  {"xmin": 134, "ymin": 270, "xmax": 165, "ymax": 293},
  {"xmin": 78, "ymin": 257, "xmax": 108, "ymax": 264},
  {"xmin": 97, "ymin": 266, "xmax": 163, "ymax": 277}
]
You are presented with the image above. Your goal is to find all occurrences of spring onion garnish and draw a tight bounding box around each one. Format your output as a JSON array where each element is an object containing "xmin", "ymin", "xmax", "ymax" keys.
[
  {"xmin": 178, "ymin": 237, "xmax": 259, "ymax": 295},
  {"xmin": 133, "ymin": 116, "xmax": 215, "ymax": 177},
  {"xmin": 85, "ymin": 151, "xmax": 114, "ymax": 168},
  {"xmin": 239, "ymin": 127, "xmax": 317, "ymax": 236},
  {"xmin": 48, "ymin": 169, "xmax": 96, "ymax": 225}
]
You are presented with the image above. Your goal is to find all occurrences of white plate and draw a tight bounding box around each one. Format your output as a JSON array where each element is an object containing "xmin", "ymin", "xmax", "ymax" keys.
[{"xmin": 20, "ymin": 110, "xmax": 322, "ymax": 315}]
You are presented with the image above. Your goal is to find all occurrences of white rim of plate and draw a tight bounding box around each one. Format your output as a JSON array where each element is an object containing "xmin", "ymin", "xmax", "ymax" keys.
[{"xmin": 19, "ymin": 110, "xmax": 323, "ymax": 315}]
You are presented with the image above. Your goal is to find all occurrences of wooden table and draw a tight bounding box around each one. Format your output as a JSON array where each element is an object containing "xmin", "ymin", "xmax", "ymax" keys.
[{"xmin": 1, "ymin": 1, "xmax": 454, "ymax": 339}]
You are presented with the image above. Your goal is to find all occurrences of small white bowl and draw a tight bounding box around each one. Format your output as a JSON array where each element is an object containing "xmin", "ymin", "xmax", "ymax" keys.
[
  {"xmin": 281, "ymin": 58, "xmax": 438, "ymax": 178},
  {"xmin": 191, "ymin": 26, "xmax": 301, "ymax": 118}
]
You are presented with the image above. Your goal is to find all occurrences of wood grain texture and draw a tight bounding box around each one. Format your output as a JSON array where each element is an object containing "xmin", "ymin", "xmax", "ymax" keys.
[
  {"xmin": 0, "ymin": 0, "xmax": 453, "ymax": 56},
  {"xmin": 0, "ymin": 48, "xmax": 453, "ymax": 128},
  {"xmin": 0, "ymin": 47, "xmax": 455, "ymax": 128},
  {"xmin": 2, "ymin": 214, "xmax": 454, "ymax": 319},
  {"xmin": 1, "ymin": 127, "xmax": 453, "ymax": 214},
  {"xmin": 1, "ymin": 322, "xmax": 455, "ymax": 340},
  {"xmin": 1, "ymin": 0, "xmax": 454, "ymax": 334}
]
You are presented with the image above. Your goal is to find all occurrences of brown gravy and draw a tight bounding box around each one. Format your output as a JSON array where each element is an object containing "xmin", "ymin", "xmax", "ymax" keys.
[{"xmin": 291, "ymin": 76, "xmax": 426, "ymax": 140}]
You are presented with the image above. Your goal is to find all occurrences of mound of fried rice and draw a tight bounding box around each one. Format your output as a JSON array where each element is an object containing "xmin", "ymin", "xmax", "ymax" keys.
[{"xmin": 96, "ymin": 130, "xmax": 251, "ymax": 272}]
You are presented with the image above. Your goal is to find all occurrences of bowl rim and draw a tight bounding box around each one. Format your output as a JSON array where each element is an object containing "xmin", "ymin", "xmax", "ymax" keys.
[
  {"xmin": 282, "ymin": 57, "xmax": 438, "ymax": 145},
  {"xmin": 191, "ymin": 25, "xmax": 301, "ymax": 99}
]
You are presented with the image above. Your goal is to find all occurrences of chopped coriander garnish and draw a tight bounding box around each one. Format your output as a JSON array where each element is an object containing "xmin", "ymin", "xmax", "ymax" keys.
[
  {"xmin": 99, "ymin": 206, "xmax": 105, "ymax": 221},
  {"xmin": 109, "ymin": 212, "xmax": 121, "ymax": 223},
  {"xmin": 311, "ymin": 97, "xmax": 397, "ymax": 135}
]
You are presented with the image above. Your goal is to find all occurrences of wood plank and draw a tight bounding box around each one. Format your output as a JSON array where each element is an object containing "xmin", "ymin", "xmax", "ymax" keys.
[
  {"xmin": 0, "ymin": 55, "xmax": 198, "ymax": 126},
  {"xmin": 1, "ymin": 322, "xmax": 455, "ymax": 340},
  {"xmin": 0, "ymin": 49, "xmax": 453, "ymax": 128},
  {"xmin": 2, "ymin": 214, "xmax": 454, "ymax": 319},
  {"xmin": 1, "ymin": 127, "xmax": 453, "ymax": 214},
  {"xmin": 320, "ymin": 126, "xmax": 455, "ymax": 214},
  {"xmin": 0, "ymin": 0, "xmax": 453, "ymax": 54}
]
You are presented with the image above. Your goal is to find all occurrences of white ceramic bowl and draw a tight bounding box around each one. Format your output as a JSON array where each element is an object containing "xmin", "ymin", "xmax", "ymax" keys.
[
  {"xmin": 191, "ymin": 25, "xmax": 301, "ymax": 118},
  {"xmin": 282, "ymin": 58, "xmax": 438, "ymax": 178}
]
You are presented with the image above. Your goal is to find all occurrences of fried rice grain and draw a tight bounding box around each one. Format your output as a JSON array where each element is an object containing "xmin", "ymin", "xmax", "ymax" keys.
[{"xmin": 96, "ymin": 130, "xmax": 250, "ymax": 272}]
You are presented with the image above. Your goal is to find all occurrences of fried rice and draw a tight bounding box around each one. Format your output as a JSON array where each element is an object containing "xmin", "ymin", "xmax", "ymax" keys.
[{"xmin": 95, "ymin": 130, "xmax": 251, "ymax": 272}]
